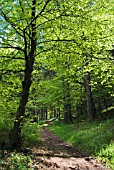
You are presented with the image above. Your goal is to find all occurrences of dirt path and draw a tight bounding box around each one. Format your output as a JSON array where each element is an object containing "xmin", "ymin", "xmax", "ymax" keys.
[{"xmin": 31, "ymin": 127, "xmax": 109, "ymax": 170}]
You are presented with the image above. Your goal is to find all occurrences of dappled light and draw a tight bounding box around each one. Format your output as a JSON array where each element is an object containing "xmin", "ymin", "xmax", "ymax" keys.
[
  {"xmin": 0, "ymin": 0, "xmax": 114, "ymax": 169},
  {"xmin": 31, "ymin": 126, "xmax": 109, "ymax": 170}
]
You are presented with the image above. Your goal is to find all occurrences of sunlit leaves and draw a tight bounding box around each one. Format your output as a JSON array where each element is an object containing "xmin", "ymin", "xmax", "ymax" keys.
[{"xmin": 0, "ymin": 0, "xmax": 114, "ymax": 121}]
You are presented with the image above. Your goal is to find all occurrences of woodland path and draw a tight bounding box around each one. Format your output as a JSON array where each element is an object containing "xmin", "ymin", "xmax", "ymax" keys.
[{"xmin": 31, "ymin": 126, "xmax": 109, "ymax": 170}]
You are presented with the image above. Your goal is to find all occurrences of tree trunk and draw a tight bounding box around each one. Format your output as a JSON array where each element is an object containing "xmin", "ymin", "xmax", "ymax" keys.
[
  {"xmin": 45, "ymin": 108, "xmax": 48, "ymax": 120},
  {"xmin": 64, "ymin": 103, "xmax": 72, "ymax": 123},
  {"xmin": 9, "ymin": 73, "xmax": 32, "ymax": 149},
  {"xmin": 63, "ymin": 81, "xmax": 72, "ymax": 124},
  {"xmin": 9, "ymin": 0, "xmax": 36, "ymax": 149},
  {"xmin": 84, "ymin": 72, "xmax": 97, "ymax": 121},
  {"xmin": 57, "ymin": 107, "xmax": 60, "ymax": 120}
]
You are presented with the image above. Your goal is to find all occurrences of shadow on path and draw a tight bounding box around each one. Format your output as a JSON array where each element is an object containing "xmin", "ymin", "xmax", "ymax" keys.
[{"xmin": 32, "ymin": 127, "xmax": 109, "ymax": 170}]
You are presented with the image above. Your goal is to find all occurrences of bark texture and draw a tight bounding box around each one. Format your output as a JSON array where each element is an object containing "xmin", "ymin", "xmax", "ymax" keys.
[
  {"xmin": 84, "ymin": 72, "xmax": 96, "ymax": 121},
  {"xmin": 63, "ymin": 81, "xmax": 72, "ymax": 124}
]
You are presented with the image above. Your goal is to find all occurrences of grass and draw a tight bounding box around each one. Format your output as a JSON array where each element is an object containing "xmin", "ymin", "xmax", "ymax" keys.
[{"xmin": 49, "ymin": 118, "xmax": 114, "ymax": 169}]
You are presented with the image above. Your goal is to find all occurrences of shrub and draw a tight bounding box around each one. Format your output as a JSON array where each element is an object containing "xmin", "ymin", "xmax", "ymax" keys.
[
  {"xmin": 22, "ymin": 121, "xmax": 41, "ymax": 147},
  {"xmin": 10, "ymin": 153, "xmax": 32, "ymax": 170}
]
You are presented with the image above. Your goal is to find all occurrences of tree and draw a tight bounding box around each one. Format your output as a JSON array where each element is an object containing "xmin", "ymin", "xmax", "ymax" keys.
[
  {"xmin": 0, "ymin": 0, "xmax": 52, "ymax": 149},
  {"xmin": 0, "ymin": 0, "xmax": 113, "ymax": 149},
  {"xmin": 1, "ymin": 0, "xmax": 77, "ymax": 148}
]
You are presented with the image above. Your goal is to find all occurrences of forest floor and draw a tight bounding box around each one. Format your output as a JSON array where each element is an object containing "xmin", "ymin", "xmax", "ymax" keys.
[{"xmin": 31, "ymin": 126, "xmax": 109, "ymax": 170}]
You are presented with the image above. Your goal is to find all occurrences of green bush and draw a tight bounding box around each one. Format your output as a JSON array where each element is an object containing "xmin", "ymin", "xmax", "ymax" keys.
[
  {"xmin": 0, "ymin": 152, "xmax": 33, "ymax": 170},
  {"xmin": 22, "ymin": 121, "xmax": 41, "ymax": 147},
  {"xmin": 98, "ymin": 142, "xmax": 114, "ymax": 169},
  {"xmin": 11, "ymin": 153, "xmax": 32, "ymax": 170},
  {"xmin": 0, "ymin": 117, "xmax": 12, "ymax": 149}
]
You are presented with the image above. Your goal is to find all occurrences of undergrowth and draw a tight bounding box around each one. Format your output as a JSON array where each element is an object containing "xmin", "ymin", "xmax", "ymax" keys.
[
  {"xmin": 0, "ymin": 152, "xmax": 33, "ymax": 170},
  {"xmin": 49, "ymin": 118, "xmax": 114, "ymax": 169},
  {"xmin": 0, "ymin": 121, "xmax": 41, "ymax": 169},
  {"xmin": 22, "ymin": 121, "xmax": 41, "ymax": 147}
]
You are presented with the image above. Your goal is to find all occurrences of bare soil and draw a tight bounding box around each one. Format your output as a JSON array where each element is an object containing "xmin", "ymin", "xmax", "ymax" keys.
[{"xmin": 31, "ymin": 127, "xmax": 109, "ymax": 170}]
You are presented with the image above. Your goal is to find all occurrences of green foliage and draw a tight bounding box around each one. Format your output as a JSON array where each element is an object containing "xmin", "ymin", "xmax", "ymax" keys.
[
  {"xmin": 0, "ymin": 0, "xmax": 114, "ymax": 155},
  {"xmin": 0, "ymin": 116, "xmax": 12, "ymax": 149},
  {"xmin": 0, "ymin": 0, "xmax": 114, "ymax": 124},
  {"xmin": 0, "ymin": 152, "xmax": 33, "ymax": 170},
  {"xmin": 22, "ymin": 122, "xmax": 41, "ymax": 147},
  {"xmin": 0, "ymin": 119, "xmax": 41, "ymax": 149},
  {"xmin": 10, "ymin": 153, "xmax": 32, "ymax": 170},
  {"xmin": 49, "ymin": 119, "xmax": 114, "ymax": 169},
  {"xmin": 0, "ymin": 122, "xmax": 40, "ymax": 169},
  {"xmin": 98, "ymin": 142, "xmax": 114, "ymax": 169}
]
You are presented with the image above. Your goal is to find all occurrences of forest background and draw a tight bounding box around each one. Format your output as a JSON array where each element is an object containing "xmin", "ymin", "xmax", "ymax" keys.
[{"xmin": 0, "ymin": 0, "xmax": 114, "ymax": 169}]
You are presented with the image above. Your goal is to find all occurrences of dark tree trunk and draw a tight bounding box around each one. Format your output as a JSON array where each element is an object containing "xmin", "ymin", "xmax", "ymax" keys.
[
  {"xmin": 63, "ymin": 81, "xmax": 72, "ymax": 124},
  {"xmin": 64, "ymin": 103, "xmax": 72, "ymax": 123},
  {"xmin": 54, "ymin": 108, "xmax": 57, "ymax": 117},
  {"xmin": 40, "ymin": 108, "xmax": 44, "ymax": 120},
  {"xmin": 45, "ymin": 108, "xmax": 48, "ymax": 120},
  {"xmin": 50, "ymin": 107, "xmax": 53, "ymax": 119},
  {"xmin": 57, "ymin": 107, "xmax": 60, "ymax": 120},
  {"xmin": 9, "ymin": 73, "xmax": 32, "ymax": 148},
  {"xmin": 84, "ymin": 72, "xmax": 97, "ymax": 121},
  {"xmin": 9, "ymin": 0, "xmax": 36, "ymax": 149}
]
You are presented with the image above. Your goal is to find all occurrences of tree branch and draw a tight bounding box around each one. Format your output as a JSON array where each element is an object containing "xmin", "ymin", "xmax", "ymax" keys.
[
  {"xmin": 0, "ymin": 56, "xmax": 24, "ymax": 60},
  {"xmin": 19, "ymin": 0, "xmax": 24, "ymax": 13},
  {"xmin": 0, "ymin": 45, "xmax": 24, "ymax": 51},
  {"xmin": 0, "ymin": 69, "xmax": 24, "ymax": 75},
  {"xmin": 25, "ymin": 0, "xmax": 51, "ymax": 30},
  {"xmin": 1, "ymin": 11, "xmax": 24, "ymax": 38},
  {"xmin": 36, "ymin": 38, "xmax": 81, "ymax": 47}
]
